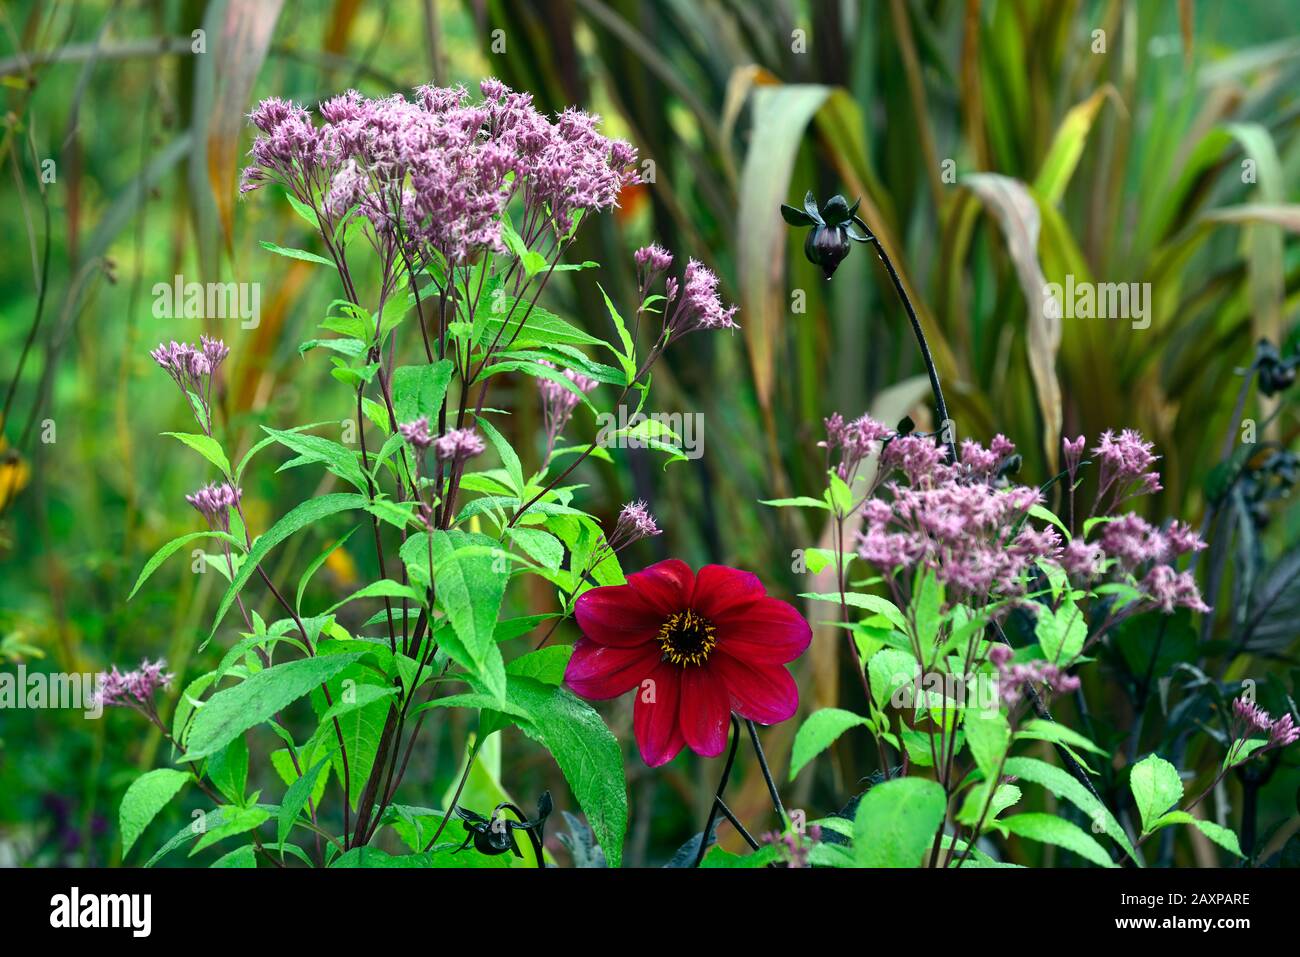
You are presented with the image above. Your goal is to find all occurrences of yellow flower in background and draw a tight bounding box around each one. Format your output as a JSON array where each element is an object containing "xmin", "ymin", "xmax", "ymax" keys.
[{"xmin": 0, "ymin": 437, "xmax": 30, "ymax": 512}]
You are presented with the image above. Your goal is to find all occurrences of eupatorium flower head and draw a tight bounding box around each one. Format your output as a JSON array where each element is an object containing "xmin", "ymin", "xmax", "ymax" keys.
[
  {"xmin": 244, "ymin": 80, "xmax": 639, "ymax": 261},
  {"xmin": 663, "ymin": 259, "xmax": 739, "ymax": 342},
  {"xmin": 856, "ymin": 433, "xmax": 1060, "ymax": 603},
  {"xmin": 398, "ymin": 417, "xmax": 435, "ymax": 450},
  {"xmin": 537, "ymin": 360, "xmax": 599, "ymax": 450},
  {"xmin": 566, "ymin": 560, "xmax": 811, "ymax": 767},
  {"xmin": 435, "ymin": 428, "xmax": 486, "ymax": 464},
  {"xmin": 95, "ymin": 658, "xmax": 174, "ymax": 710},
  {"xmin": 1230, "ymin": 696, "xmax": 1300, "ymax": 756},
  {"xmin": 820, "ymin": 412, "xmax": 893, "ymax": 482},
  {"xmin": 186, "ymin": 482, "xmax": 241, "ymax": 531}
]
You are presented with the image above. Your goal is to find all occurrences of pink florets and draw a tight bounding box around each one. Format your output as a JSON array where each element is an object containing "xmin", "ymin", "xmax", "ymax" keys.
[
  {"xmin": 94, "ymin": 658, "xmax": 174, "ymax": 711},
  {"xmin": 435, "ymin": 428, "xmax": 486, "ymax": 464},
  {"xmin": 186, "ymin": 482, "xmax": 242, "ymax": 531},
  {"xmin": 1139, "ymin": 565, "xmax": 1211, "ymax": 614},
  {"xmin": 855, "ymin": 438, "xmax": 1057, "ymax": 603},
  {"xmin": 398, "ymin": 417, "xmax": 435, "ymax": 450},
  {"xmin": 664, "ymin": 259, "xmax": 739, "ymax": 342},
  {"xmin": 242, "ymin": 80, "xmax": 639, "ymax": 261},
  {"xmin": 1092, "ymin": 429, "xmax": 1161, "ymax": 504},
  {"xmin": 537, "ymin": 361, "xmax": 599, "ymax": 459},
  {"xmin": 617, "ymin": 500, "xmax": 661, "ymax": 541},
  {"xmin": 1230, "ymin": 697, "xmax": 1300, "ymax": 759}
]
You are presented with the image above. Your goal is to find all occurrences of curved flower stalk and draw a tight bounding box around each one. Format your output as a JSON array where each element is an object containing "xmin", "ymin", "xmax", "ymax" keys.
[{"xmin": 783, "ymin": 190, "xmax": 954, "ymax": 463}]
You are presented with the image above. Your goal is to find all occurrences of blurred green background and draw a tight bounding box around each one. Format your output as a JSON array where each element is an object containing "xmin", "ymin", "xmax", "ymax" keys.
[{"xmin": 1, "ymin": 0, "xmax": 1297, "ymax": 867}]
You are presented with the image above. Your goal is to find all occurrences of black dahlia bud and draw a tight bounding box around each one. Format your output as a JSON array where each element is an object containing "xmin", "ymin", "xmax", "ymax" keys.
[
  {"xmin": 781, "ymin": 191, "xmax": 871, "ymax": 281},
  {"xmin": 805, "ymin": 224, "xmax": 851, "ymax": 279},
  {"xmin": 1256, "ymin": 338, "xmax": 1298, "ymax": 396}
]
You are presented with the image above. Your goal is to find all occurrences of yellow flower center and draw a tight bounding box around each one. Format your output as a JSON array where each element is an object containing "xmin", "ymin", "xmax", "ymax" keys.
[{"xmin": 658, "ymin": 610, "xmax": 717, "ymax": 667}]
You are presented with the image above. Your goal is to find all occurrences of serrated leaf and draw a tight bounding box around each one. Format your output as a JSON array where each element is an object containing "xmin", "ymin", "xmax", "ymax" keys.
[
  {"xmin": 120, "ymin": 768, "xmax": 190, "ymax": 858},
  {"xmin": 853, "ymin": 777, "xmax": 947, "ymax": 867},
  {"xmin": 802, "ymin": 591, "xmax": 908, "ymax": 633},
  {"xmin": 161, "ymin": 431, "xmax": 231, "ymax": 475},
  {"xmin": 506, "ymin": 527, "xmax": 564, "ymax": 571},
  {"xmin": 208, "ymin": 493, "xmax": 369, "ymax": 642},
  {"xmin": 1002, "ymin": 756, "xmax": 1138, "ymax": 864},
  {"xmin": 474, "ymin": 416, "xmax": 524, "ymax": 497},
  {"xmin": 277, "ymin": 757, "xmax": 329, "ymax": 846},
  {"xmin": 492, "ymin": 676, "xmax": 627, "ymax": 868},
  {"xmin": 182, "ymin": 652, "xmax": 367, "ymax": 761},
  {"xmin": 964, "ymin": 707, "xmax": 1011, "ymax": 782},
  {"xmin": 190, "ymin": 806, "xmax": 271, "ymax": 856},
  {"xmin": 1130, "ymin": 753, "xmax": 1184, "ymax": 834},
  {"xmin": 129, "ymin": 530, "xmax": 243, "ymax": 600},
  {"xmin": 392, "ymin": 360, "xmax": 454, "ymax": 425},
  {"xmin": 998, "ymin": 812, "xmax": 1115, "ymax": 867},
  {"xmin": 789, "ymin": 708, "xmax": 871, "ymax": 780},
  {"xmin": 258, "ymin": 239, "xmax": 335, "ymax": 266}
]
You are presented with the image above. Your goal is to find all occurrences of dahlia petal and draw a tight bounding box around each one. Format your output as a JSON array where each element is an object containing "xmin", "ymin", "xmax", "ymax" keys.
[
  {"xmin": 711, "ymin": 652, "xmax": 799, "ymax": 725},
  {"xmin": 634, "ymin": 662, "xmax": 685, "ymax": 767},
  {"xmin": 574, "ymin": 585, "xmax": 664, "ymax": 647},
  {"xmin": 713, "ymin": 596, "xmax": 813, "ymax": 664},
  {"xmin": 690, "ymin": 564, "xmax": 766, "ymax": 619},
  {"xmin": 564, "ymin": 638, "xmax": 660, "ymax": 700},
  {"xmin": 626, "ymin": 558, "xmax": 695, "ymax": 615},
  {"xmin": 679, "ymin": 667, "xmax": 732, "ymax": 757}
]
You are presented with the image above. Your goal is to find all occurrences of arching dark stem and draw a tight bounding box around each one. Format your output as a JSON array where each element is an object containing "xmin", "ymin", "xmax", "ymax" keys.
[
  {"xmin": 860, "ymin": 230, "xmax": 956, "ymax": 463},
  {"xmin": 694, "ymin": 713, "xmax": 742, "ymax": 867},
  {"xmin": 714, "ymin": 797, "xmax": 760, "ymax": 851},
  {"xmin": 745, "ymin": 719, "xmax": 788, "ymax": 828}
]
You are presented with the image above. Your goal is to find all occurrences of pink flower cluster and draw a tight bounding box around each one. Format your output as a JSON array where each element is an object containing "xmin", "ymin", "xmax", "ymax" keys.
[
  {"xmin": 1232, "ymin": 697, "xmax": 1300, "ymax": 753},
  {"xmin": 988, "ymin": 643, "xmax": 1080, "ymax": 707},
  {"xmin": 186, "ymin": 482, "xmax": 242, "ymax": 531},
  {"xmin": 590, "ymin": 500, "xmax": 662, "ymax": 572},
  {"xmin": 1092, "ymin": 429, "xmax": 1162, "ymax": 505},
  {"xmin": 242, "ymin": 79, "xmax": 640, "ymax": 263},
  {"xmin": 434, "ymin": 427, "xmax": 486, "ymax": 464},
  {"xmin": 760, "ymin": 825, "xmax": 822, "ymax": 868},
  {"xmin": 633, "ymin": 243, "xmax": 673, "ymax": 294},
  {"xmin": 94, "ymin": 659, "xmax": 173, "ymax": 710},
  {"xmin": 537, "ymin": 360, "xmax": 599, "ymax": 456},
  {"xmin": 398, "ymin": 416, "xmax": 435, "ymax": 450},
  {"xmin": 854, "ymin": 428, "xmax": 1061, "ymax": 603},
  {"xmin": 1058, "ymin": 430, "xmax": 1209, "ymax": 614},
  {"xmin": 150, "ymin": 336, "xmax": 229, "ymax": 435},
  {"xmin": 150, "ymin": 336, "xmax": 228, "ymax": 390},
  {"xmin": 820, "ymin": 412, "xmax": 893, "ymax": 482},
  {"xmin": 662, "ymin": 260, "xmax": 739, "ymax": 342}
]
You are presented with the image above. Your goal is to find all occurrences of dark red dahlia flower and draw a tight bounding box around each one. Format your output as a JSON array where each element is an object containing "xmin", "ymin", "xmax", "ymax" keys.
[{"xmin": 564, "ymin": 560, "xmax": 812, "ymax": 767}]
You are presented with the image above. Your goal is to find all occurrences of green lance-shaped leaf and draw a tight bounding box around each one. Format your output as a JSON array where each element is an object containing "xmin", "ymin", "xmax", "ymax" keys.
[
  {"xmin": 998, "ymin": 813, "xmax": 1116, "ymax": 867},
  {"xmin": 161, "ymin": 431, "xmax": 233, "ymax": 475},
  {"xmin": 182, "ymin": 652, "xmax": 367, "ymax": 761},
  {"xmin": 257, "ymin": 239, "xmax": 336, "ymax": 266},
  {"xmin": 789, "ymin": 708, "xmax": 872, "ymax": 780},
  {"xmin": 207, "ymin": 493, "xmax": 369, "ymax": 643},
  {"xmin": 964, "ymin": 707, "xmax": 1011, "ymax": 783},
  {"xmin": 501, "ymin": 676, "xmax": 628, "ymax": 869},
  {"xmin": 277, "ymin": 757, "xmax": 330, "ymax": 846},
  {"xmin": 1001, "ymin": 756, "xmax": 1138, "ymax": 864},
  {"xmin": 120, "ymin": 768, "xmax": 191, "ymax": 858},
  {"xmin": 406, "ymin": 530, "xmax": 509, "ymax": 702},
  {"xmin": 129, "ymin": 530, "xmax": 243, "ymax": 599}
]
